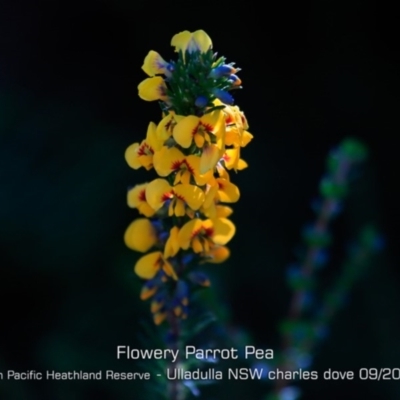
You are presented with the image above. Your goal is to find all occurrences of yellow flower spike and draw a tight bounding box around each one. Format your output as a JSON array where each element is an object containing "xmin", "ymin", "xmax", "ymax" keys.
[
  {"xmin": 164, "ymin": 226, "xmax": 180, "ymax": 259},
  {"xmin": 142, "ymin": 51, "xmax": 169, "ymax": 76},
  {"xmin": 171, "ymin": 30, "xmax": 212, "ymax": 55},
  {"xmin": 127, "ymin": 183, "xmax": 156, "ymax": 217},
  {"xmin": 135, "ymin": 251, "xmax": 177, "ymax": 280},
  {"xmin": 124, "ymin": 218, "xmax": 157, "ymax": 252},
  {"xmin": 153, "ymin": 147, "xmax": 213, "ymax": 186},
  {"xmin": 216, "ymin": 178, "xmax": 240, "ymax": 203},
  {"xmin": 138, "ymin": 76, "xmax": 168, "ymax": 101}
]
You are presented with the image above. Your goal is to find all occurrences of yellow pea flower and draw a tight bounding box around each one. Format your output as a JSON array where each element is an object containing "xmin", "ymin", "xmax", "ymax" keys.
[
  {"xmin": 125, "ymin": 122, "xmax": 162, "ymax": 170},
  {"xmin": 178, "ymin": 218, "xmax": 236, "ymax": 254},
  {"xmin": 145, "ymin": 178, "xmax": 205, "ymax": 217},
  {"xmin": 127, "ymin": 183, "xmax": 156, "ymax": 217},
  {"xmin": 153, "ymin": 146, "xmax": 213, "ymax": 185},
  {"xmin": 173, "ymin": 110, "xmax": 225, "ymax": 173},
  {"xmin": 135, "ymin": 251, "xmax": 177, "ymax": 280},
  {"xmin": 171, "ymin": 30, "xmax": 212, "ymax": 55}
]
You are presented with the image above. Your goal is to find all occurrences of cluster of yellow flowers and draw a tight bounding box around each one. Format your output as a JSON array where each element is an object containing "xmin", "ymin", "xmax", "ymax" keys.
[{"xmin": 124, "ymin": 30, "xmax": 253, "ymax": 325}]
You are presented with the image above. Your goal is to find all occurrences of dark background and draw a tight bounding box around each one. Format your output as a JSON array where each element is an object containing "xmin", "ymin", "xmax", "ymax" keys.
[{"xmin": 1, "ymin": 0, "xmax": 399, "ymax": 399}]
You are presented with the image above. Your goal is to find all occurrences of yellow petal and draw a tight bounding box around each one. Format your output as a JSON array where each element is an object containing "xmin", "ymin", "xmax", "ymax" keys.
[
  {"xmin": 216, "ymin": 205, "xmax": 233, "ymax": 218},
  {"xmin": 200, "ymin": 143, "xmax": 220, "ymax": 174},
  {"xmin": 212, "ymin": 218, "xmax": 236, "ymax": 245},
  {"xmin": 200, "ymin": 109, "xmax": 224, "ymax": 134},
  {"xmin": 237, "ymin": 158, "xmax": 248, "ymax": 170},
  {"xmin": 173, "ymin": 115, "xmax": 199, "ymax": 148},
  {"xmin": 223, "ymin": 148, "xmax": 240, "ymax": 170},
  {"xmin": 127, "ymin": 184, "xmax": 146, "ymax": 207},
  {"xmin": 134, "ymin": 251, "xmax": 163, "ymax": 279},
  {"xmin": 145, "ymin": 121, "xmax": 163, "ymax": 151},
  {"xmin": 145, "ymin": 179, "xmax": 173, "ymax": 211},
  {"xmin": 192, "ymin": 236, "xmax": 203, "ymax": 253},
  {"xmin": 127, "ymin": 184, "xmax": 156, "ymax": 217},
  {"xmin": 203, "ymin": 182, "xmax": 218, "ymax": 209},
  {"xmin": 181, "ymin": 170, "xmax": 191, "ymax": 185},
  {"xmin": 138, "ymin": 77, "xmax": 167, "ymax": 101},
  {"xmin": 174, "ymin": 198, "xmax": 186, "ymax": 217},
  {"xmin": 142, "ymin": 51, "xmax": 168, "ymax": 76},
  {"xmin": 191, "ymin": 30, "xmax": 212, "ymax": 53},
  {"xmin": 217, "ymin": 178, "xmax": 240, "ymax": 203},
  {"xmin": 178, "ymin": 219, "xmax": 203, "ymax": 249},
  {"xmin": 186, "ymin": 155, "xmax": 213, "ymax": 186},
  {"xmin": 125, "ymin": 143, "xmax": 142, "ymax": 169},
  {"xmin": 173, "ymin": 184, "xmax": 205, "ymax": 210},
  {"xmin": 171, "ymin": 31, "xmax": 192, "ymax": 53},
  {"xmin": 194, "ymin": 133, "xmax": 205, "ymax": 148},
  {"xmin": 241, "ymin": 131, "xmax": 253, "ymax": 147},
  {"xmin": 164, "ymin": 226, "xmax": 180, "ymax": 259},
  {"xmin": 153, "ymin": 146, "xmax": 185, "ymax": 177},
  {"xmin": 162, "ymin": 258, "xmax": 177, "ymax": 280},
  {"xmin": 124, "ymin": 219, "xmax": 157, "ymax": 252},
  {"xmin": 207, "ymin": 246, "xmax": 230, "ymax": 263},
  {"xmin": 225, "ymin": 127, "xmax": 240, "ymax": 147}
]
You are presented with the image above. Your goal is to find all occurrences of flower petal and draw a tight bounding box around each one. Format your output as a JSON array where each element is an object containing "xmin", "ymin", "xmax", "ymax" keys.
[
  {"xmin": 173, "ymin": 184, "xmax": 205, "ymax": 210},
  {"xmin": 212, "ymin": 218, "xmax": 236, "ymax": 245},
  {"xmin": 153, "ymin": 146, "xmax": 185, "ymax": 177},
  {"xmin": 164, "ymin": 226, "xmax": 180, "ymax": 258},
  {"xmin": 125, "ymin": 143, "xmax": 142, "ymax": 169},
  {"xmin": 134, "ymin": 251, "xmax": 163, "ymax": 279},
  {"xmin": 217, "ymin": 178, "xmax": 240, "ymax": 203},
  {"xmin": 200, "ymin": 143, "xmax": 220, "ymax": 174},
  {"xmin": 207, "ymin": 246, "xmax": 230, "ymax": 263},
  {"xmin": 174, "ymin": 115, "xmax": 199, "ymax": 148},
  {"xmin": 178, "ymin": 219, "xmax": 203, "ymax": 249},
  {"xmin": 138, "ymin": 77, "xmax": 167, "ymax": 101},
  {"xmin": 171, "ymin": 31, "xmax": 192, "ymax": 53},
  {"xmin": 124, "ymin": 219, "xmax": 157, "ymax": 252},
  {"xmin": 145, "ymin": 178, "xmax": 173, "ymax": 211},
  {"xmin": 142, "ymin": 51, "xmax": 169, "ymax": 76}
]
